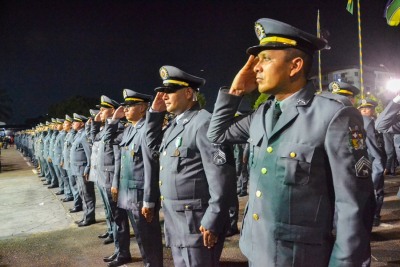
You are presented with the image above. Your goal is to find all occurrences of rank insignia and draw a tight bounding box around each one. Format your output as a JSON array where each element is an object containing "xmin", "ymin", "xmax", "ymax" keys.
[
  {"xmin": 212, "ymin": 144, "xmax": 226, "ymax": 165},
  {"xmin": 349, "ymin": 126, "xmax": 365, "ymax": 150},
  {"xmin": 331, "ymin": 82, "xmax": 340, "ymax": 93},
  {"xmin": 355, "ymin": 156, "xmax": 372, "ymax": 178}
]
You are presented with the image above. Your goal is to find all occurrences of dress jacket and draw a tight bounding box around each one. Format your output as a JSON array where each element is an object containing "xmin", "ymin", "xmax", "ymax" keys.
[{"xmin": 207, "ymin": 84, "xmax": 375, "ymax": 266}]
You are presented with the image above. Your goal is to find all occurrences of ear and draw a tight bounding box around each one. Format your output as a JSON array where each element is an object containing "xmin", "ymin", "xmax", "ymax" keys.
[
  {"xmin": 185, "ymin": 88, "xmax": 194, "ymax": 100},
  {"xmin": 289, "ymin": 57, "xmax": 304, "ymax": 77}
]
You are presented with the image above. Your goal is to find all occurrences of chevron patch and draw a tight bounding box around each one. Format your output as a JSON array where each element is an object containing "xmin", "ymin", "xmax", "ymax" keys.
[
  {"xmin": 212, "ymin": 145, "xmax": 226, "ymax": 166},
  {"xmin": 355, "ymin": 156, "xmax": 371, "ymax": 178}
]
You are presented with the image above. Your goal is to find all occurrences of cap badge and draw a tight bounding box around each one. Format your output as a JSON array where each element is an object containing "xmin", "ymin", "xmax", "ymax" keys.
[
  {"xmin": 160, "ymin": 67, "xmax": 169, "ymax": 80},
  {"xmin": 361, "ymin": 99, "xmax": 367, "ymax": 105},
  {"xmin": 331, "ymin": 82, "xmax": 340, "ymax": 92},
  {"xmin": 123, "ymin": 90, "xmax": 128, "ymax": 98},
  {"xmin": 255, "ymin": 22, "xmax": 266, "ymax": 41}
]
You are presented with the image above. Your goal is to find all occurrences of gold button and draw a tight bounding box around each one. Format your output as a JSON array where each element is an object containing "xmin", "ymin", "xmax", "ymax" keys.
[
  {"xmin": 160, "ymin": 196, "xmax": 164, "ymax": 200},
  {"xmin": 185, "ymin": 205, "xmax": 189, "ymax": 209},
  {"xmin": 256, "ymin": 190, "xmax": 262, "ymax": 198},
  {"xmin": 261, "ymin": 168, "xmax": 267, "ymax": 174},
  {"xmin": 163, "ymin": 151, "xmax": 166, "ymax": 156},
  {"xmin": 253, "ymin": 213, "xmax": 259, "ymax": 221},
  {"xmin": 266, "ymin": 147, "xmax": 273, "ymax": 153},
  {"xmin": 160, "ymin": 166, "xmax": 163, "ymax": 171},
  {"xmin": 159, "ymin": 180, "xmax": 162, "ymax": 186},
  {"xmin": 290, "ymin": 152, "xmax": 296, "ymax": 158}
]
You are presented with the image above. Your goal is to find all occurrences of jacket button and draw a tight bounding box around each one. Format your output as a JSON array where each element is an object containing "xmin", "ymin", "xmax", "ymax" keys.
[
  {"xmin": 290, "ymin": 152, "xmax": 296, "ymax": 158},
  {"xmin": 253, "ymin": 213, "xmax": 259, "ymax": 221},
  {"xmin": 159, "ymin": 180, "xmax": 162, "ymax": 186},
  {"xmin": 256, "ymin": 190, "xmax": 262, "ymax": 198},
  {"xmin": 160, "ymin": 196, "xmax": 164, "ymax": 200},
  {"xmin": 163, "ymin": 151, "xmax": 166, "ymax": 156},
  {"xmin": 160, "ymin": 166, "xmax": 163, "ymax": 171},
  {"xmin": 266, "ymin": 147, "xmax": 273, "ymax": 153},
  {"xmin": 261, "ymin": 168, "xmax": 267, "ymax": 174}
]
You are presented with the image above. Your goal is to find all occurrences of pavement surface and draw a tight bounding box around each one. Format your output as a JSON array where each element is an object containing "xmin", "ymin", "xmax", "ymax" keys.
[{"xmin": 0, "ymin": 146, "xmax": 399, "ymax": 266}]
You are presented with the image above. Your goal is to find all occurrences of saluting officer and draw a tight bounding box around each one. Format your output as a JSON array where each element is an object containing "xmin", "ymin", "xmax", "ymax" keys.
[
  {"xmin": 207, "ymin": 18, "xmax": 375, "ymax": 266},
  {"xmin": 70, "ymin": 113, "xmax": 96, "ymax": 226},
  {"xmin": 146, "ymin": 66, "xmax": 234, "ymax": 267},
  {"xmin": 106, "ymin": 89, "xmax": 163, "ymax": 267},
  {"xmin": 60, "ymin": 115, "xmax": 76, "ymax": 203},
  {"xmin": 358, "ymin": 99, "xmax": 386, "ymax": 226},
  {"xmin": 53, "ymin": 118, "xmax": 67, "ymax": 196}
]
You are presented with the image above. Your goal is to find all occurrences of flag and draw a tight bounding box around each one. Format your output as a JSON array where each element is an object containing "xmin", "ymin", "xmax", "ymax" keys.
[{"xmin": 346, "ymin": 0, "xmax": 354, "ymax": 14}]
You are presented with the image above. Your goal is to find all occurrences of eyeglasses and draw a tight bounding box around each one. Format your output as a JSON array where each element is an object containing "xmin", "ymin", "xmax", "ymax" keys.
[{"xmin": 123, "ymin": 104, "xmax": 140, "ymax": 109}]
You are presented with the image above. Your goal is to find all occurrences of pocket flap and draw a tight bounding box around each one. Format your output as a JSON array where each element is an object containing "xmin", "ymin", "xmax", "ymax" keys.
[
  {"xmin": 278, "ymin": 142, "xmax": 314, "ymax": 162},
  {"xmin": 172, "ymin": 199, "xmax": 203, "ymax": 211},
  {"xmin": 274, "ymin": 222, "xmax": 324, "ymax": 244}
]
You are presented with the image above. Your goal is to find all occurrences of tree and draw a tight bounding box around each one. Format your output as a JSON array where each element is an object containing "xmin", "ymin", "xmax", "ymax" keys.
[{"xmin": 46, "ymin": 95, "xmax": 98, "ymax": 120}]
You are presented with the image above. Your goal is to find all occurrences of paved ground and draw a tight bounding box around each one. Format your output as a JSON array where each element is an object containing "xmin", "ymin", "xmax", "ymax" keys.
[{"xmin": 0, "ymin": 146, "xmax": 399, "ymax": 266}]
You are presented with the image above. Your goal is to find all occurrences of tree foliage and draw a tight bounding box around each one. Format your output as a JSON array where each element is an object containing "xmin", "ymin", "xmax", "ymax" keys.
[{"xmin": 46, "ymin": 95, "xmax": 98, "ymax": 120}]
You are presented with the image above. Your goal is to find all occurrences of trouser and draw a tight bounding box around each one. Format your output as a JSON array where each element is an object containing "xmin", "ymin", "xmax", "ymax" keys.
[
  {"xmin": 60, "ymin": 167, "xmax": 73, "ymax": 198},
  {"xmin": 76, "ymin": 175, "xmax": 95, "ymax": 222},
  {"xmin": 45, "ymin": 160, "xmax": 57, "ymax": 185},
  {"xmin": 39, "ymin": 157, "xmax": 48, "ymax": 177},
  {"xmin": 171, "ymin": 236, "xmax": 225, "ymax": 267},
  {"xmin": 53, "ymin": 164, "xmax": 64, "ymax": 190},
  {"xmin": 97, "ymin": 181, "xmax": 114, "ymax": 238},
  {"xmin": 67, "ymin": 170, "xmax": 82, "ymax": 209},
  {"xmin": 117, "ymin": 198, "xmax": 163, "ymax": 266},
  {"xmin": 372, "ymin": 160, "xmax": 385, "ymax": 219},
  {"xmin": 228, "ymin": 196, "xmax": 239, "ymax": 231}
]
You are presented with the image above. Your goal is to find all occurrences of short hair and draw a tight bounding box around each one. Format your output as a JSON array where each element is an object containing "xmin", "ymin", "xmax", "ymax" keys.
[{"xmin": 284, "ymin": 48, "xmax": 313, "ymax": 78}]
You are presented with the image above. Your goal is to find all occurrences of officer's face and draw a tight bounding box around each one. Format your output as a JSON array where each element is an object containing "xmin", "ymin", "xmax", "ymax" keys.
[
  {"xmin": 253, "ymin": 50, "xmax": 295, "ymax": 96},
  {"xmin": 63, "ymin": 121, "xmax": 71, "ymax": 131},
  {"xmin": 162, "ymin": 88, "xmax": 193, "ymax": 115},
  {"xmin": 56, "ymin": 123, "xmax": 63, "ymax": 131},
  {"xmin": 359, "ymin": 107, "xmax": 374, "ymax": 117},
  {"xmin": 124, "ymin": 103, "xmax": 146, "ymax": 122},
  {"xmin": 72, "ymin": 121, "xmax": 84, "ymax": 131},
  {"xmin": 100, "ymin": 107, "xmax": 114, "ymax": 122}
]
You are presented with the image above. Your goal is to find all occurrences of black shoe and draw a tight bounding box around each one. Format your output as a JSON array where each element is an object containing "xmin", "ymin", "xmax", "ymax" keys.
[
  {"xmin": 74, "ymin": 219, "xmax": 84, "ymax": 224},
  {"xmin": 55, "ymin": 191, "xmax": 64, "ymax": 195},
  {"xmin": 373, "ymin": 217, "xmax": 381, "ymax": 227},
  {"xmin": 43, "ymin": 182, "xmax": 50, "ymax": 185},
  {"xmin": 107, "ymin": 257, "xmax": 133, "ymax": 267},
  {"xmin": 103, "ymin": 253, "xmax": 118, "ymax": 263},
  {"xmin": 48, "ymin": 184, "xmax": 58, "ymax": 189},
  {"xmin": 225, "ymin": 228, "xmax": 239, "ymax": 237},
  {"xmin": 62, "ymin": 197, "xmax": 74, "ymax": 202},
  {"xmin": 69, "ymin": 207, "xmax": 83, "ymax": 213},
  {"xmin": 98, "ymin": 232, "xmax": 109, "ymax": 239},
  {"xmin": 103, "ymin": 235, "xmax": 114, "ymax": 245},
  {"xmin": 78, "ymin": 220, "xmax": 96, "ymax": 227},
  {"xmin": 40, "ymin": 178, "xmax": 47, "ymax": 181}
]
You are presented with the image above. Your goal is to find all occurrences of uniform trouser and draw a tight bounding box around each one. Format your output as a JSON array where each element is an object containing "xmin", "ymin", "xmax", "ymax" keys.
[
  {"xmin": 171, "ymin": 234, "xmax": 225, "ymax": 267},
  {"xmin": 76, "ymin": 175, "xmax": 96, "ymax": 222},
  {"xmin": 45, "ymin": 160, "xmax": 57, "ymax": 184},
  {"xmin": 97, "ymin": 181, "xmax": 114, "ymax": 238},
  {"xmin": 53, "ymin": 164, "xmax": 64, "ymax": 190},
  {"xmin": 114, "ymin": 207, "xmax": 130, "ymax": 259},
  {"xmin": 372, "ymin": 160, "xmax": 385, "ymax": 219},
  {"xmin": 39, "ymin": 157, "xmax": 47, "ymax": 177},
  {"xmin": 67, "ymin": 170, "xmax": 82, "ymax": 209},
  {"xmin": 118, "ymin": 199, "xmax": 163, "ymax": 266},
  {"xmin": 60, "ymin": 167, "xmax": 73, "ymax": 198}
]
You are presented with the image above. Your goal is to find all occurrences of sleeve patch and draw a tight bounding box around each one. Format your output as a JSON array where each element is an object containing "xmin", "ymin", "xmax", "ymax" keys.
[
  {"xmin": 349, "ymin": 126, "xmax": 366, "ymax": 150},
  {"xmin": 355, "ymin": 156, "xmax": 372, "ymax": 178}
]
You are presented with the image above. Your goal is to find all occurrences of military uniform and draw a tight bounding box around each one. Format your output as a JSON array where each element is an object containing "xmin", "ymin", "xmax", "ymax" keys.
[
  {"xmin": 53, "ymin": 118, "xmax": 67, "ymax": 195},
  {"xmin": 147, "ymin": 66, "xmax": 233, "ymax": 267},
  {"xmin": 70, "ymin": 113, "xmax": 96, "ymax": 225},
  {"xmin": 207, "ymin": 18, "xmax": 375, "ymax": 266},
  {"xmin": 61, "ymin": 115, "xmax": 77, "ymax": 203},
  {"xmin": 109, "ymin": 89, "xmax": 163, "ymax": 267}
]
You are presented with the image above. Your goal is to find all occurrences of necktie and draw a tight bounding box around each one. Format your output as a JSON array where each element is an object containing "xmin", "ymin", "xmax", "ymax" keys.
[{"xmin": 271, "ymin": 101, "xmax": 282, "ymax": 129}]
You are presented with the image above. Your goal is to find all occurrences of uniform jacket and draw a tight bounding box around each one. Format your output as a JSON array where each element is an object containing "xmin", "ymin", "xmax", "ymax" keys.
[
  {"xmin": 146, "ymin": 103, "xmax": 232, "ymax": 247},
  {"xmin": 48, "ymin": 131, "xmax": 59, "ymax": 160},
  {"xmin": 111, "ymin": 118, "xmax": 156, "ymax": 210},
  {"xmin": 207, "ymin": 84, "xmax": 375, "ymax": 266},
  {"xmin": 43, "ymin": 130, "xmax": 52, "ymax": 158},
  {"xmin": 62, "ymin": 130, "xmax": 76, "ymax": 171},
  {"xmin": 53, "ymin": 130, "xmax": 66, "ymax": 166},
  {"xmin": 69, "ymin": 129, "xmax": 91, "ymax": 176},
  {"xmin": 375, "ymin": 100, "xmax": 400, "ymax": 133}
]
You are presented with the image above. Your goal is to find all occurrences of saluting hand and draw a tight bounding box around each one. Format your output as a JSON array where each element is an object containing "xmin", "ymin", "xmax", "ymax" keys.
[
  {"xmin": 111, "ymin": 187, "xmax": 118, "ymax": 202},
  {"xmin": 229, "ymin": 55, "xmax": 259, "ymax": 96},
  {"xmin": 141, "ymin": 207, "xmax": 154, "ymax": 223},
  {"xmin": 199, "ymin": 225, "xmax": 218, "ymax": 249},
  {"xmin": 113, "ymin": 106, "xmax": 125, "ymax": 120},
  {"xmin": 94, "ymin": 112, "xmax": 101, "ymax": 122},
  {"xmin": 151, "ymin": 92, "xmax": 166, "ymax": 112}
]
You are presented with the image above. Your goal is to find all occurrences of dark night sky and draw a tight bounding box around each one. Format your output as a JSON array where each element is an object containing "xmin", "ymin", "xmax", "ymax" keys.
[{"xmin": 0, "ymin": 0, "xmax": 399, "ymax": 124}]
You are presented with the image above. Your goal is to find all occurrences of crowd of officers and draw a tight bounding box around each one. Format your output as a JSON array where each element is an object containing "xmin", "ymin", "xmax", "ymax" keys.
[{"xmin": 10, "ymin": 17, "xmax": 400, "ymax": 267}]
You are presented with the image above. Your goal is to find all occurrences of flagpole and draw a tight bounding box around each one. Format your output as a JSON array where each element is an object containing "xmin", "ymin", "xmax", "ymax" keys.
[
  {"xmin": 357, "ymin": 0, "xmax": 364, "ymax": 98},
  {"xmin": 317, "ymin": 9, "xmax": 322, "ymax": 92}
]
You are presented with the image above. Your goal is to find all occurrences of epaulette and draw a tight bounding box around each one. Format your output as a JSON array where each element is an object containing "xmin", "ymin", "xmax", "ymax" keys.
[{"xmin": 315, "ymin": 91, "xmax": 352, "ymax": 106}]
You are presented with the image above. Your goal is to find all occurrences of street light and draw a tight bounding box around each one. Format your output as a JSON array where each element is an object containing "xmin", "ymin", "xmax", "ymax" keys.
[{"xmin": 386, "ymin": 79, "xmax": 400, "ymax": 93}]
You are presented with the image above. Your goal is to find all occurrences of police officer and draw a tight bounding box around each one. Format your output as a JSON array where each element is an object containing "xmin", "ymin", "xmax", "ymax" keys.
[
  {"xmin": 70, "ymin": 113, "xmax": 96, "ymax": 226},
  {"xmin": 106, "ymin": 89, "xmax": 163, "ymax": 267},
  {"xmin": 90, "ymin": 95, "xmax": 122, "ymax": 246},
  {"xmin": 329, "ymin": 81, "xmax": 360, "ymax": 105},
  {"xmin": 358, "ymin": 99, "xmax": 386, "ymax": 227},
  {"xmin": 207, "ymin": 18, "xmax": 375, "ymax": 266},
  {"xmin": 60, "ymin": 115, "xmax": 76, "ymax": 203},
  {"xmin": 48, "ymin": 118, "xmax": 60, "ymax": 189},
  {"xmin": 145, "ymin": 66, "xmax": 234, "ymax": 266},
  {"xmin": 53, "ymin": 118, "xmax": 66, "ymax": 196}
]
